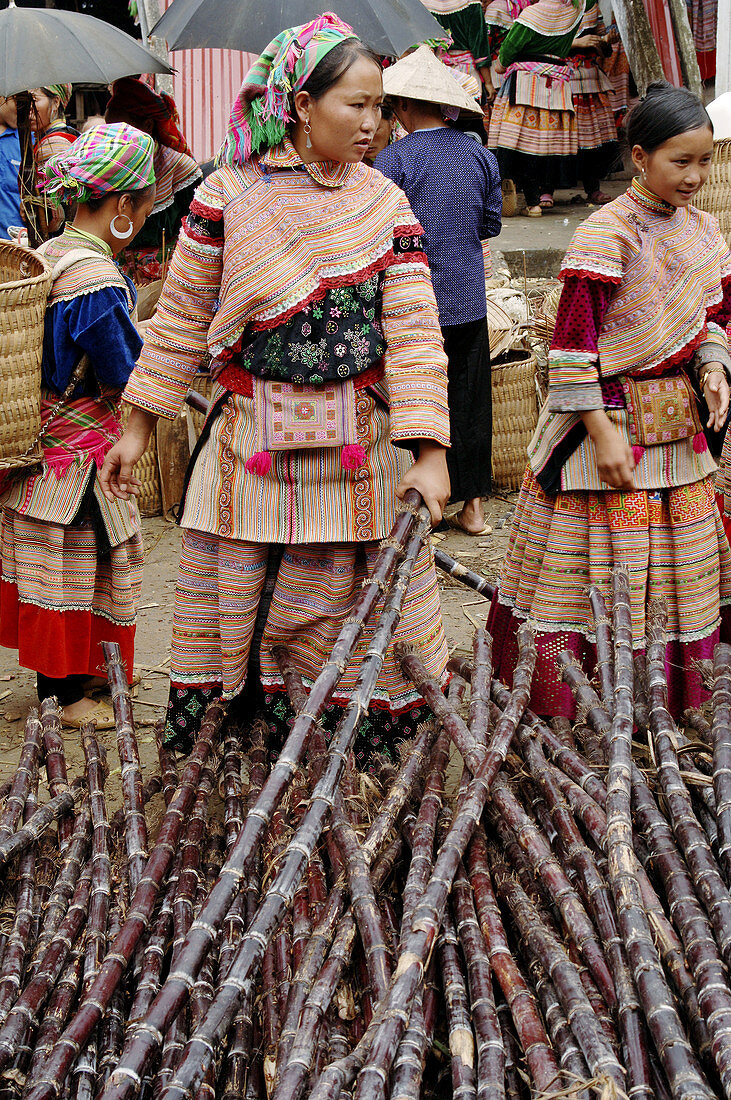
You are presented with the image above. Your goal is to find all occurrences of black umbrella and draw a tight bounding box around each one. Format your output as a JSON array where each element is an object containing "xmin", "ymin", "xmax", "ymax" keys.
[
  {"xmin": 152, "ymin": 0, "xmax": 447, "ymax": 58},
  {"xmin": 0, "ymin": 0, "xmax": 172, "ymax": 98}
]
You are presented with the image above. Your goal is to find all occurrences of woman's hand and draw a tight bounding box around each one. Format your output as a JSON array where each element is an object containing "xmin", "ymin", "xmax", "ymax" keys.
[
  {"xmin": 703, "ymin": 366, "xmax": 730, "ymax": 431},
  {"xmin": 100, "ymin": 407, "xmax": 157, "ymax": 501},
  {"xmin": 581, "ymin": 410, "xmax": 635, "ymax": 490},
  {"xmin": 396, "ymin": 441, "xmax": 450, "ymax": 527}
]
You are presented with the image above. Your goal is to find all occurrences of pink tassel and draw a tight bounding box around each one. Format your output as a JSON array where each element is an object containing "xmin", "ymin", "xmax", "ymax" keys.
[
  {"xmin": 245, "ymin": 450, "xmax": 273, "ymax": 476},
  {"xmin": 341, "ymin": 444, "xmax": 367, "ymax": 470},
  {"xmin": 632, "ymin": 445, "xmax": 645, "ymax": 465},
  {"xmin": 693, "ymin": 432, "xmax": 709, "ymax": 454}
]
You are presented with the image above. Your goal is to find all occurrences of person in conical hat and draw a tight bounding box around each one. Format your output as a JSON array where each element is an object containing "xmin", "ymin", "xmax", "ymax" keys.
[
  {"xmin": 376, "ymin": 46, "xmax": 501, "ymax": 537},
  {"xmin": 101, "ymin": 14, "xmax": 452, "ymax": 766}
]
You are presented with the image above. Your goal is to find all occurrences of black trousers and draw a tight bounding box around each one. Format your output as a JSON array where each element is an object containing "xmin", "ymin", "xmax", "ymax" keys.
[{"xmin": 442, "ymin": 317, "xmax": 492, "ymax": 502}]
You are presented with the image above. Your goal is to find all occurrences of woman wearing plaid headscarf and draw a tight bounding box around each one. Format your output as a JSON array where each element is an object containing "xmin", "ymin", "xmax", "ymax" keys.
[
  {"xmin": 0, "ymin": 123, "xmax": 156, "ymax": 729},
  {"xmin": 102, "ymin": 14, "xmax": 452, "ymax": 766},
  {"xmin": 105, "ymin": 78, "xmax": 202, "ymax": 285}
]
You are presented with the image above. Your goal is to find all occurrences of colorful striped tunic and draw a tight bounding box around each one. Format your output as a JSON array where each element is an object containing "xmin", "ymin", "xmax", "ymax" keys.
[{"xmin": 124, "ymin": 139, "xmax": 451, "ymax": 544}]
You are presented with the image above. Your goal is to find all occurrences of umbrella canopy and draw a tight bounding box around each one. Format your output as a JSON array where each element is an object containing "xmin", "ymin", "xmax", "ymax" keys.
[
  {"xmin": 152, "ymin": 0, "xmax": 447, "ymax": 58},
  {"xmin": 0, "ymin": 0, "xmax": 172, "ymax": 99}
]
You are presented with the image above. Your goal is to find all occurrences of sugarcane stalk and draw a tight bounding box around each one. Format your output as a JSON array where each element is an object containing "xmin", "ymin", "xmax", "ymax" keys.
[
  {"xmin": 0, "ymin": 711, "xmax": 42, "ymax": 844},
  {"xmin": 346, "ymin": 624, "xmax": 536, "ymax": 1100},
  {"xmin": 545, "ymin": 667, "xmax": 713, "ymax": 1065},
  {"xmin": 607, "ymin": 570, "xmax": 714, "ymax": 1100},
  {"xmin": 156, "ymin": 724, "xmax": 180, "ymax": 807},
  {"xmin": 33, "ymin": 802, "xmax": 91, "ymax": 966},
  {"xmin": 330, "ymin": 794, "xmax": 392, "ymax": 1005},
  {"xmin": 0, "ymin": 861, "xmax": 92, "ymax": 1073},
  {"xmin": 451, "ymin": 862, "xmax": 504, "ymax": 1100},
  {"xmin": 517, "ymin": 725, "xmax": 654, "ymax": 1099},
  {"xmin": 40, "ymin": 698, "xmax": 73, "ymax": 849},
  {"xmin": 712, "ymin": 642, "xmax": 731, "ymax": 884},
  {"xmin": 433, "ymin": 548, "xmax": 494, "ymax": 599},
  {"xmin": 489, "ymin": 774, "xmax": 616, "ymax": 1009},
  {"xmin": 528, "ymin": 957, "xmax": 590, "ymax": 1093},
  {"xmin": 587, "ymin": 585, "xmax": 615, "ymax": 718},
  {"xmin": 0, "ymin": 789, "xmax": 81, "ymax": 870},
  {"xmin": 389, "ymin": 959, "xmax": 439, "ymax": 1100},
  {"xmin": 487, "ymin": 839, "xmax": 625, "ymax": 1093},
  {"xmin": 99, "ymin": 504, "xmax": 430, "ymax": 1100},
  {"xmin": 71, "ymin": 726, "xmax": 112, "ymax": 1100},
  {"xmin": 684, "ymin": 707, "xmax": 713, "ymax": 747},
  {"xmin": 397, "ymin": 648, "xmax": 481, "ymax": 775},
  {"xmin": 25, "ymin": 946, "xmax": 85, "ymax": 1090},
  {"xmin": 494, "ymin": 996, "xmax": 527, "ymax": 1100},
  {"xmin": 438, "ymin": 907, "xmax": 477, "ymax": 1100},
  {"xmin": 23, "ymin": 699, "xmax": 225, "ymax": 1100},
  {"xmin": 128, "ymin": 850, "xmax": 182, "ymax": 1026},
  {"xmin": 222, "ymin": 726, "xmax": 244, "ymax": 852},
  {"xmin": 98, "ymin": 900, "xmax": 125, "ymax": 1089},
  {"xmin": 0, "ymin": 785, "xmax": 39, "ymax": 1025},
  {"xmin": 469, "ymin": 629, "xmax": 492, "ymax": 749},
  {"xmin": 190, "ymin": 832, "xmax": 224, "ymax": 1100},
  {"xmin": 273, "ymin": 831, "xmax": 406, "ymax": 1100},
  {"xmin": 103, "ymin": 641, "xmax": 148, "ymax": 899},
  {"xmin": 647, "ymin": 600, "xmax": 731, "ymax": 971},
  {"xmin": 467, "ymin": 826, "xmax": 561, "ymax": 1094}
]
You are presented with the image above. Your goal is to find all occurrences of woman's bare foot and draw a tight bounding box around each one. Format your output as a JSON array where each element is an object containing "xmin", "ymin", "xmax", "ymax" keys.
[{"xmin": 448, "ymin": 499, "xmax": 493, "ymax": 536}]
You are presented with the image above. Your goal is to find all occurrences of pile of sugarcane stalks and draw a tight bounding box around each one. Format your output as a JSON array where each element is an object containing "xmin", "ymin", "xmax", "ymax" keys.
[{"xmin": 6, "ymin": 551, "xmax": 731, "ymax": 1100}]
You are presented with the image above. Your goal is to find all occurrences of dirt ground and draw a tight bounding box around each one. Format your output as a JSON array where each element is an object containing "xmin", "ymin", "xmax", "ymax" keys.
[{"xmin": 0, "ymin": 494, "xmax": 516, "ymax": 810}]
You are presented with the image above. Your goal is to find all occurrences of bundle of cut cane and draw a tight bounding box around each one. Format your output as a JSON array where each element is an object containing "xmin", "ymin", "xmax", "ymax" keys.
[{"xmin": 5, "ymin": 543, "xmax": 731, "ymax": 1100}]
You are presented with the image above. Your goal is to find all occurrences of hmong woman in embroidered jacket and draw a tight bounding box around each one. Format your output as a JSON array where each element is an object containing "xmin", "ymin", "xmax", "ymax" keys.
[
  {"xmin": 0, "ymin": 124, "xmax": 156, "ymax": 729},
  {"xmin": 567, "ymin": 0, "xmax": 620, "ymax": 205},
  {"xmin": 489, "ymin": 83, "xmax": 731, "ymax": 719},
  {"xmin": 101, "ymin": 15, "xmax": 452, "ymax": 764},
  {"xmin": 488, "ymin": 0, "xmax": 584, "ymax": 216},
  {"xmin": 105, "ymin": 79, "xmax": 202, "ymax": 286}
]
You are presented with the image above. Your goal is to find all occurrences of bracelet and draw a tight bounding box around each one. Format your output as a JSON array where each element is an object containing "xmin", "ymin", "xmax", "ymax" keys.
[{"xmin": 700, "ymin": 367, "xmax": 727, "ymax": 390}]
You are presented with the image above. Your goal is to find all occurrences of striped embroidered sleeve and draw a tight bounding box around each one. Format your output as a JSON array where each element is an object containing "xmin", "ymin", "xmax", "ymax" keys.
[
  {"xmin": 381, "ymin": 212, "xmax": 450, "ymax": 447},
  {"xmin": 123, "ymin": 179, "xmax": 225, "ymax": 418},
  {"xmin": 548, "ymin": 275, "xmax": 615, "ymax": 412}
]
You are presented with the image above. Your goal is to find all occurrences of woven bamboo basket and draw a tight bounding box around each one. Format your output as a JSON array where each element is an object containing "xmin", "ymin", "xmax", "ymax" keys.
[
  {"xmin": 695, "ymin": 138, "xmax": 731, "ymax": 249},
  {"xmin": 0, "ymin": 242, "xmax": 52, "ymax": 471},
  {"xmin": 492, "ymin": 346, "xmax": 538, "ymax": 490}
]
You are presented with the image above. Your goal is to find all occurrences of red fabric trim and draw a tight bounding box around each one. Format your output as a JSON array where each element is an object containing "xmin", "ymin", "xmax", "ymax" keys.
[
  {"xmin": 394, "ymin": 221, "xmax": 424, "ymax": 237},
  {"xmin": 559, "ymin": 267, "xmax": 622, "ymax": 284},
  {"xmin": 189, "ymin": 198, "xmax": 224, "ymax": 220},
  {"xmin": 182, "ymin": 217, "xmax": 223, "ymax": 246},
  {"xmin": 391, "ymin": 250, "xmax": 429, "ymax": 268},
  {"xmin": 0, "ymin": 580, "xmax": 136, "ymax": 680},
  {"xmin": 218, "ymin": 360, "xmax": 385, "ymax": 399}
]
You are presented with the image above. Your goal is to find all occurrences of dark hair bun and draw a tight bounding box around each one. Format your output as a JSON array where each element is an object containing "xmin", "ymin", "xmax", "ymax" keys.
[{"xmin": 627, "ymin": 81, "xmax": 712, "ymax": 152}]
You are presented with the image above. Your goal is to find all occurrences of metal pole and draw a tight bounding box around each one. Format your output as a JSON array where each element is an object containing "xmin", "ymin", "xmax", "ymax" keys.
[{"xmin": 718, "ymin": 0, "xmax": 731, "ymax": 96}]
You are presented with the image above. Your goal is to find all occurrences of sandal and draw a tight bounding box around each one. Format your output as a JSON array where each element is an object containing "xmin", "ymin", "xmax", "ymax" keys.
[
  {"xmin": 587, "ymin": 190, "xmax": 612, "ymax": 204},
  {"xmin": 525, "ymin": 205, "xmax": 542, "ymax": 218},
  {"xmin": 60, "ymin": 699, "xmax": 116, "ymax": 730},
  {"xmin": 539, "ymin": 193, "xmax": 554, "ymax": 209}
]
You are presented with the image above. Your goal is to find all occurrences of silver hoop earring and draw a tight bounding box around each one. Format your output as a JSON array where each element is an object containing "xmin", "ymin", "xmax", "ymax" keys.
[
  {"xmin": 110, "ymin": 215, "xmax": 134, "ymax": 240},
  {"xmin": 304, "ymin": 119, "xmax": 312, "ymax": 150}
]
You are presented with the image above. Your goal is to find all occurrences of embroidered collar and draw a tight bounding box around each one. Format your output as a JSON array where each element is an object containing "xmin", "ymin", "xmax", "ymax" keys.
[
  {"xmin": 517, "ymin": 0, "xmax": 584, "ymax": 36},
  {"xmin": 62, "ymin": 225, "xmax": 113, "ymax": 256},
  {"xmin": 628, "ymin": 177, "xmax": 676, "ymax": 217},
  {"xmin": 261, "ymin": 138, "xmax": 359, "ymax": 189}
]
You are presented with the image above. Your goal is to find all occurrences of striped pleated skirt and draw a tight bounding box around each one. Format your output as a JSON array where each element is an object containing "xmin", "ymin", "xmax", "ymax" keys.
[
  {"xmin": 0, "ymin": 509, "xmax": 143, "ymax": 680},
  {"xmin": 169, "ymin": 528, "xmax": 449, "ymax": 712},
  {"xmin": 488, "ymin": 470, "xmax": 731, "ymax": 718}
]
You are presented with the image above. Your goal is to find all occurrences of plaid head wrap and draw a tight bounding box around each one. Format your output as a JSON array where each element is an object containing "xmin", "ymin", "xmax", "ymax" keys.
[
  {"xmin": 40, "ymin": 123, "xmax": 156, "ymax": 207},
  {"xmin": 44, "ymin": 84, "xmax": 73, "ymax": 108},
  {"xmin": 106, "ymin": 78, "xmax": 194, "ymax": 157},
  {"xmin": 219, "ymin": 11, "xmax": 357, "ymax": 166}
]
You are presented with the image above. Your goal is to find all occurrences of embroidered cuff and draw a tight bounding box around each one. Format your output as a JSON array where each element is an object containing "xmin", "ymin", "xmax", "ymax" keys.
[
  {"xmin": 547, "ymin": 380, "xmax": 605, "ymax": 412},
  {"xmin": 695, "ymin": 328, "xmax": 731, "ymax": 375}
]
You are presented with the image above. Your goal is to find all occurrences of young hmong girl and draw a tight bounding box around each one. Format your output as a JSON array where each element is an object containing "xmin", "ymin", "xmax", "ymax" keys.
[
  {"xmin": 489, "ymin": 82, "xmax": 731, "ymax": 718},
  {"xmin": 0, "ymin": 124, "xmax": 156, "ymax": 728},
  {"xmin": 101, "ymin": 14, "xmax": 452, "ymax": 765}
]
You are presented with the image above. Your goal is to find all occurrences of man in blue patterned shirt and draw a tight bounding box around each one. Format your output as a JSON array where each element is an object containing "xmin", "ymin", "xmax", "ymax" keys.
[{"xmin": 376, "ymin": 50, "xmax": 502, "ymax": 535}]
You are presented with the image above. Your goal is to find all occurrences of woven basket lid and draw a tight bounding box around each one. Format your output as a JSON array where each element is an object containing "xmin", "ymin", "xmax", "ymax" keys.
[
  {"xmin": 486, "ymin": 296, "xmax": 515, "ymax": 361},
  {"xmin": 382, "ymin": 46, "xmax": 483, "ymax": 118}
]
